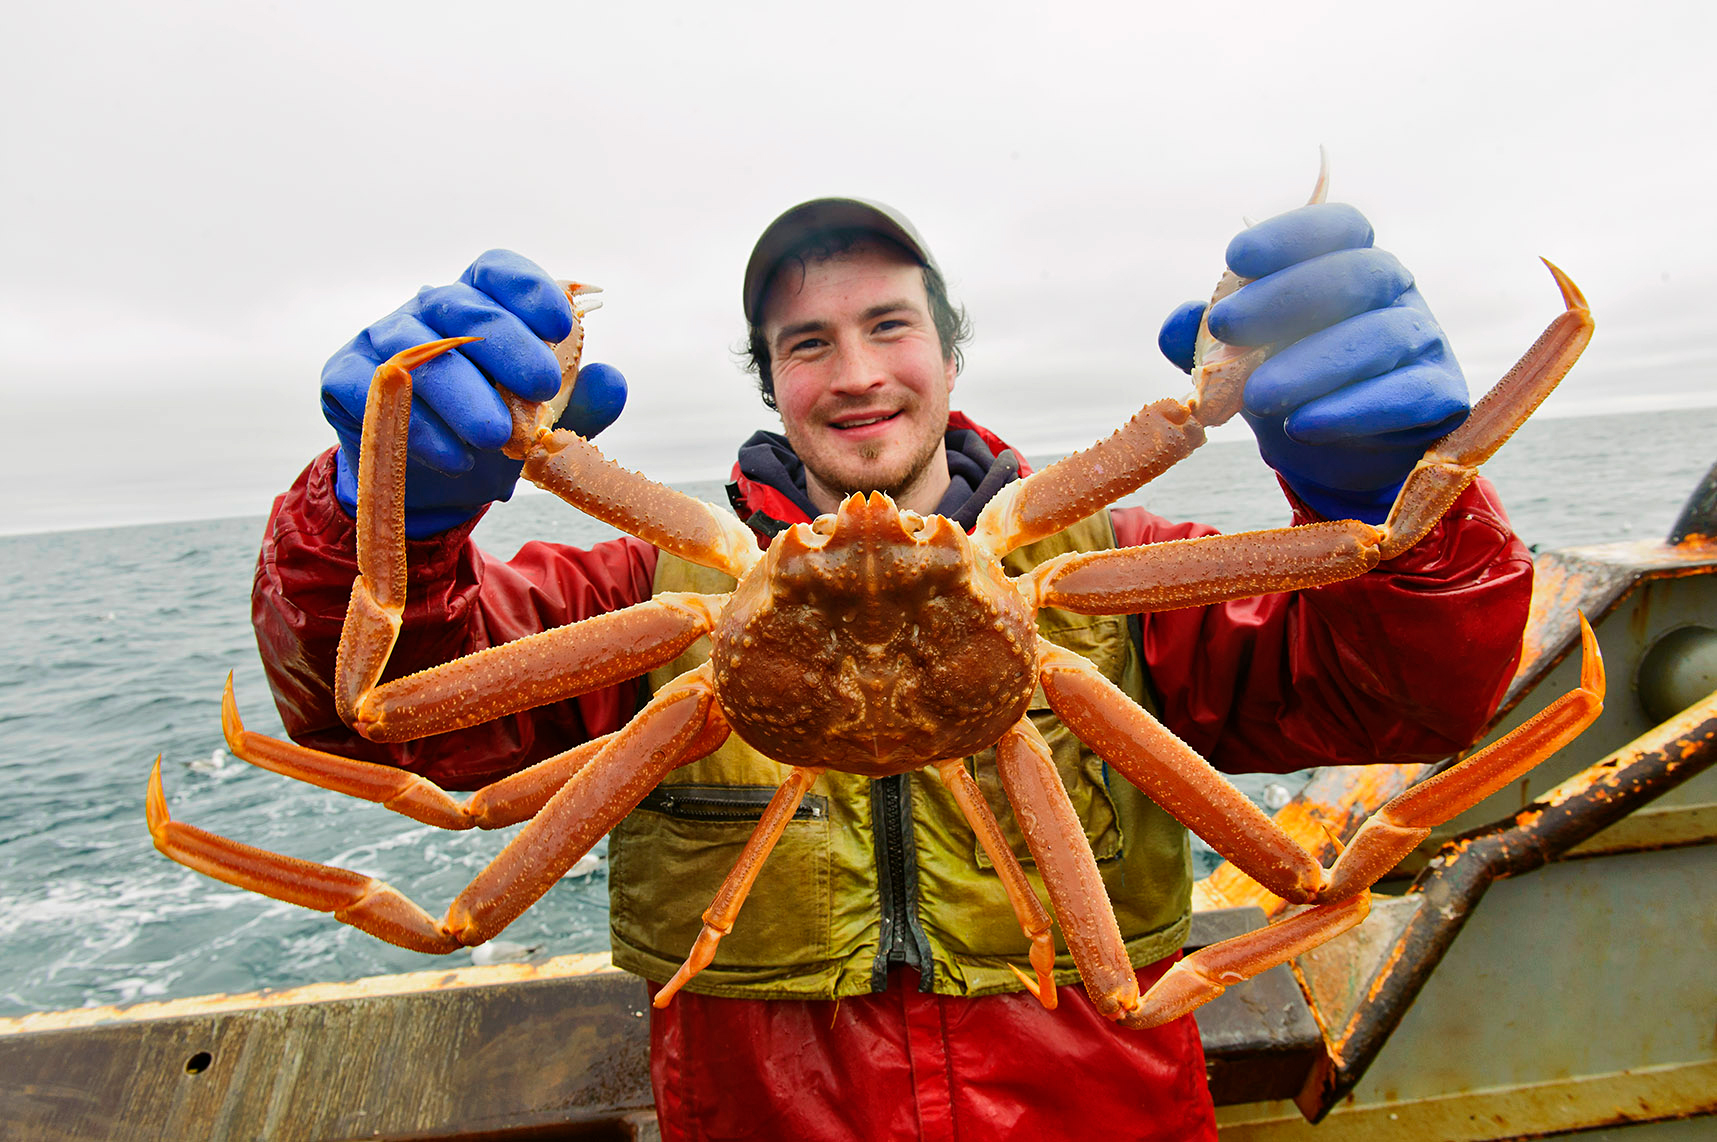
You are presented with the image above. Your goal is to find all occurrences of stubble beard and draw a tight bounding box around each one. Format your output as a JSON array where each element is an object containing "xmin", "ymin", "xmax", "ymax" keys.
[{"xmin": 799, "ymin": 425, "xmax": 948, "ymax": 510}]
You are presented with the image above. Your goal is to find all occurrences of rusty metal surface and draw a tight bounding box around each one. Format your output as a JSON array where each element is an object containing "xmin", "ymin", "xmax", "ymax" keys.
[
  {"xmin": 1221, "ymin": 840, "xmax": 1717, "ymax": 1139},
  {"xmin": 1497, "ymin": 536, "xmax": 1717, "ymax": 723},
  {"xmin": 1565, "ymin": 801, "xmax": 1717, "ymax": 856},
  {"xmin": 1192, "ymin": 763, "xmax": 1431, "ymax": 915},
  {"xmin": 1510, "ymin": 538, "xmax": 1717, "ymax": 721},
  {"xmin": 1278, "ymin": 896, "xmax": 1421, "ymax": 1039},
  {"xmin": 1217, "ymin": 1059, "xmax": 1717, "ymax": 1140},
  {"xmin": 1419, "ymin": 561, "xmax": 1717, "ymax": 859},
  {"xmin": 1292, "ymin": 685, "xmax": 1717, "ymax": 1123}
]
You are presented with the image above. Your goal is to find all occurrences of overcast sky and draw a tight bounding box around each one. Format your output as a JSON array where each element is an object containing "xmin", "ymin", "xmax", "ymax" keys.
[{"xmin": 3, "ymin": 0, "xmax": 1712, "ymax": 535}]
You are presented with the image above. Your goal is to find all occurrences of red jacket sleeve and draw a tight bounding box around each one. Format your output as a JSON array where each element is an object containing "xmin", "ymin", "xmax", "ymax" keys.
[
  {"xmin": 251, "ymin": 449, "xmax": 660, "ymax": 790},
  {"xmin": 1113, "ymin": 475, "xmax": 1533, "ymax": 775}
]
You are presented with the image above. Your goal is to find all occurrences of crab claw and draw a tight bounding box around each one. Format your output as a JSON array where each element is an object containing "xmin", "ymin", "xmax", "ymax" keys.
[
  {"xmin": 383, "ymin": 336, "xmax": 482, "ymax": 373},
  {"xmin": 1007, "ymin": 954, "xmax": 1060, "ymax": 1011},
  {"xmin": 560, "ymin": 280, "xmax": 604, "ymax": 315}
]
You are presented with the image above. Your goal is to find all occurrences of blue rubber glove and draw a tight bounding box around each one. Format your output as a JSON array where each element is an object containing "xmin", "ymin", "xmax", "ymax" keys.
[
  {"xmin": 1157, "ymin": 204, "xmax": 1469, "ymax": 524},
  {"xmin": 321, "ymin": 250, "xmax": 628, "ymax": 538}
]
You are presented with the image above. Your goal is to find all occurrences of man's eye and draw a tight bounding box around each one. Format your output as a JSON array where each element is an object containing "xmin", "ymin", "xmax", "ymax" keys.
[
  {"xmin": 790, "ymin": 337, "xmax": 826, "ymax": 354},
  {"xmin": 874, "ymin": 319, "xmax": 906, "ymax": 334}
]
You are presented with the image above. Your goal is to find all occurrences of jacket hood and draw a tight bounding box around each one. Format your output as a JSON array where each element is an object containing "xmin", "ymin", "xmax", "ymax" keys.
[{"xmin": 726, "ymin": 411, "xmax": 1032, "ymax": 537}]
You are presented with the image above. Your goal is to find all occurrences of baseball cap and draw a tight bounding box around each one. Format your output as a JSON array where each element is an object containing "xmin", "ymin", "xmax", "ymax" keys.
[{"xmin": 743, "ymin": 197, "xmax": 939, "ymax": 326}]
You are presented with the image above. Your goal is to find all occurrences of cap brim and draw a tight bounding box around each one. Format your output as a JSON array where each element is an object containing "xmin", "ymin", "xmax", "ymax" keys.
[{"xmin": 743, "ymin": 197, "xmax": 937, "ymax": 326}]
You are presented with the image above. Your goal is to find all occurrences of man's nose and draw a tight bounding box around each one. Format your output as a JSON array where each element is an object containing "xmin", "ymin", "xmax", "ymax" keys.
[{"xmin": 828, "ymin": 340, "xmax": 885, "ymax": 393}]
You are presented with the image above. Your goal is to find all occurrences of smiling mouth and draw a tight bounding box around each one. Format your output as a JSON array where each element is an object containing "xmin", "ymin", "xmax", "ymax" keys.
[{"xmin": 833, "ymin": 412, "xmax": 900, "ymax": 431}]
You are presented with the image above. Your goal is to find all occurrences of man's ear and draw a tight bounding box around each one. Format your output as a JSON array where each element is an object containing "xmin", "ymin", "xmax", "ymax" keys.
[{"xmin": 944, "ymin": 353, "xmax": 958, "ymax": 395}]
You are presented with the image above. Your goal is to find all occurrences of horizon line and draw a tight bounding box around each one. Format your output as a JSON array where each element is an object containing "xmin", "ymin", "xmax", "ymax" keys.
[{"xmin": 6, "ymin": 395, "xmax": 1714, "ymax": 541}]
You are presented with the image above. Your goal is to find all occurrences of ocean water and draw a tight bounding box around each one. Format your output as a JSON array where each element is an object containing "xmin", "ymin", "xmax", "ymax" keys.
[{"xmin": 2, "ymin": 407, "xmax": 1713, "ymax": 1017}]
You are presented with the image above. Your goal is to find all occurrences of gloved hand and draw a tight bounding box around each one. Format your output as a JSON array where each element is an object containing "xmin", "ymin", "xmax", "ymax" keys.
[
  {"xmin": 1157, "ymin": 204, "xmax": 1469, "ymax": 524},
  {"xmin": 321, "ymin": 249, "xmax": 628, "ymax": 538}
]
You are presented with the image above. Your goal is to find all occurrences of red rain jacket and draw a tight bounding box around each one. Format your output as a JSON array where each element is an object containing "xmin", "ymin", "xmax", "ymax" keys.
[{"xmin": 251, "ymin": 414, "xmax": 1532, "ymax": 1141}]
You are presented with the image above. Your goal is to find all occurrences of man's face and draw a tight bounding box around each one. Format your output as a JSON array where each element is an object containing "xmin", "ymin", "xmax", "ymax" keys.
[{"xmin": 761, "ymin": 242, "xmax": 957, "ymax": 516}]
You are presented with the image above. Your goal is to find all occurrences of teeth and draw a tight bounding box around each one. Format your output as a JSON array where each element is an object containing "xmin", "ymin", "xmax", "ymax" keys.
[{"xmin": 839, "ymin": 415, "xmax": 891, "ymax": 429}]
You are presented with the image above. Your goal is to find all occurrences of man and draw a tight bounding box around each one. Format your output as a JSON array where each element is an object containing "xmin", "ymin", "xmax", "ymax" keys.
[{"xmin": 255, "ymin": 197, "xmax": 1532, "ymax": 1140}]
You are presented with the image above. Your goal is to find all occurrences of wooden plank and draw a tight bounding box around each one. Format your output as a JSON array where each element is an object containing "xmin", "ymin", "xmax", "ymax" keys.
[
  {"xmin": 0, "ymin": 909, "xmax": 1322, "ymax": 1139},
  {"xmin": 0, "ymin": 972, "xmax": 652, "ymax": 1142}
]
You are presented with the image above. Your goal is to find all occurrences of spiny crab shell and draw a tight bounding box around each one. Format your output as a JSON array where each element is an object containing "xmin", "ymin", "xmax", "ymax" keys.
[{"xmin": 710, "ymin": 492, "xmax": 1038, "ymax": 775}]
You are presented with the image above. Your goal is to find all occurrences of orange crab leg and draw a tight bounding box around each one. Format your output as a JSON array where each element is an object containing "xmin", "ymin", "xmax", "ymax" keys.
[
  {"xmin": 972, "ymin": 157, "xmax": 1333, "ymax": 561},
  {"xmin": 972, "ymin": 400, "xmax": 1207, "ymax": 558},
  {"xmin": 1036, "ymin": 644, "xmax": 1326, "ymax": 904},
  {"xmin": 654, "ymin": 764, "xmax": 828, "ymax": 1008},
  {"xmin": 523, "ymin": 431, "xmax": 763, "ymax": 581},
  {"xmin": 1186, "ymin": 150, "xmax": 1332, "ymax": 431},
  {"xmin": 993, "ymin": 720, "xmax": 1134, "ymax": 1013},
  {"xmin": 333, "ymin": 337, "xmax": 481, "ymax": 726},
  {"xmin": 1320, "ymin": 614, "xmax": 1605, "ymax": 898},
  {"xmin": 333, "ymin": 338, "xmax": 730, "ymax": 742},
  {"xmin": 499, "ymin": 281, "xmax": 603, "ymax": 458},
  {"xmin": 347, "ymin": 592, "xmax": 725, "ymax": 743},
  {"xmin": 1119, "ymin": 895, "xmax": 1371, "ymax": 1031},
  {"xmin": 444, "ymin": 670, "xmax": 728, "ymax": 944},
  {"xmin": 216, "ymin": 672, "xmax": 615, "ymax": 830},
  {"xmin": 1019, "ymin": 266, "xmax": 1590, "ymax": 615},
  {"xmin": 149, "ymin": 669, "xmax": 729, "ymax": 954},
  {"xmin": 1025, "ymin": 519, "xmax": 1383, "ymax": 615},
  {"xmin": 933, "ymin": 757, "xmax": 1058, "ymax": 1009},
  {"xmin": 982, "ymin": 249, "xmax": 1588, "ymax": 573},
  {"xmin": 148, "ymin": 755, "xmax": 461, "ymax": 952},
  {"xmin": 1375, "ymin": 261, "xmax": 1593, "ymax": 559}
]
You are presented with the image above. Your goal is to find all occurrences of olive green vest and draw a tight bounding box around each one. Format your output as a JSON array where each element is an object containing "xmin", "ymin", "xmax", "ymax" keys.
[{"xmin": 607, "ymin": 511, "xmax": 1193, "ymax": 1000}]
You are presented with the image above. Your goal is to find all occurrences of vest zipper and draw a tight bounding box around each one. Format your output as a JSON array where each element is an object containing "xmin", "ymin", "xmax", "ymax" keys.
[
  {"xmin": 871, "ymin": 774, "xmax": 933, "ymax": 991},
  {"xmin": 638, "ymin": 784, "xmax": 827, "ymax": 822}
]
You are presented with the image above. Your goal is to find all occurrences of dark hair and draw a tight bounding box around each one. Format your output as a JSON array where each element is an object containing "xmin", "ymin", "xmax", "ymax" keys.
[{"xmin": 741, "ymin": 228, "xmax": 972, "ymax": 411}]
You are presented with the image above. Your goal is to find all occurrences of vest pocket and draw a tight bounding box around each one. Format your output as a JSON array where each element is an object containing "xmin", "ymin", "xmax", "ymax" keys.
[{"xmin": 610, "ymin": 784, "xmax": 834, "ymax": 972}]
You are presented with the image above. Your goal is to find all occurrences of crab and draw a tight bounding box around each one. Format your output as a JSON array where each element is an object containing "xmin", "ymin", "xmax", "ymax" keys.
[{"xmin": 148, "ymin": 177, "xmax": 1603, "ymax": 1030}]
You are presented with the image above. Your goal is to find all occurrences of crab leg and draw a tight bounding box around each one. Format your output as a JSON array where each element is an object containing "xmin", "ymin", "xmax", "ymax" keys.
[
  {"xmin": 992, "ymin": 721, "xmax": 1126, "ymax": 1015},
  {"xmin": 1119, "ymin": 895, "xmax": 1371, "ymax": 1031},
  {"xmin": 148, "ymin": 669, "xmax": 729, "ymax": 953},
  {"xmin": 523, "ymin": 432, "xmax": 763, "ymax": 581},
  {"xmin": 346, "ymin": 592, "xmax": 726, "ymax": 743},
  {"xmin": 332, "ymin": 338, "xmax": 734, "ymax": 741},
  {"xmin": 981, "ymin": 242, "xmax": 1588, "ymax": 575},
  {"xmin": 148, "ymin": 757, "xmax": 458, "ymax": 953},
  {"xmin": 971, "ymin": 401, "xmax": 1208, "ymax": 559},
  {"xmin": 333, "ymin": 338, "xmax": 481, "ymax": 727},
  {"xmin": 653, "ymin": 764, "xmax": 828, "ymax": 1008},
  {"xmin": 1374, "ymin": 261, "xmax": 1592, "ymax": 559},
  {"xmin": 971, "ymin": 157, "xmax": 1332, "ymax": 562},
  {"xmin": 1040, "ymin": 617, "xmax": 1602, "ymax": 913},
  {"xmin": 933, "ymin": 757, "xmax": 1059, "ymax": 1009},
  {"xmin": 1319, "ymin": 614, "xmax": 1605, "ymax": 898},
  {"xmin": 445, "ymin": 670, "xmax": 728, "ymax": 944},
  {"xmin": 217, "ymin": 673, "xmax": 616, "ymax": 830},
  {"xmin": 1185, "ymin": 149, "xmax": 1332, "ymax": 430},
  {"xmin": 1036, "ymin": 644, "xmax": 1326, "ymax": 904},
  {"xmin": 1024, "ymin": 519, "xmax": 1382, "ymax": 615},
  {"xmin": 498, "ymin": 281, "xmax": 602, "ymax": 458},
  {"xmin": 1018, "ymin": 263, "xmax": 1592, "ymax": 615},
  {"xmin": 991, "ymin": 718, "xmax": 1352, "ymax": 1030}
]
